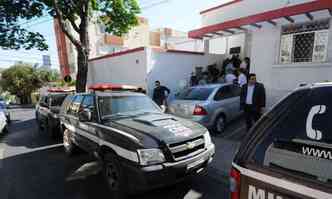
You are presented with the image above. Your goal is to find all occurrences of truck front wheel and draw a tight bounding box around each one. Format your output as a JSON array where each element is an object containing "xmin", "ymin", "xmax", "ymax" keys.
[{"xmin": 103, "ymin": 153, "xmax": 126, "ymax": 196}]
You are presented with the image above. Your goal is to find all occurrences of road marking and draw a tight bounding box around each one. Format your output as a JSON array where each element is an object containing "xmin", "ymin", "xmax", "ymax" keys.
[{"xmin": 224, "ymin": 125, "xmax": 245, "ymax": 139}]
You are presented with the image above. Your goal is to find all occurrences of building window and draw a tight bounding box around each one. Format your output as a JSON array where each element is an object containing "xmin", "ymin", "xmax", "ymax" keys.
[{"xmin": 279, "ymin": 19, "xmax": 329, "ymax": 64}]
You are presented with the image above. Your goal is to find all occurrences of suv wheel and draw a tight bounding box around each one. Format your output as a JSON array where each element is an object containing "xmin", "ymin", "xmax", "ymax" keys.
[
  {"xmin": 63, "ymin": 129, "xmax": 76, "ymax": 156},
  {"xmin": 103, "ymin": 153, "xmax": 125, "ymax": 195},
  {"xmin": 214, "ymin": 115, "xmax": 226, "ymax": 134}
]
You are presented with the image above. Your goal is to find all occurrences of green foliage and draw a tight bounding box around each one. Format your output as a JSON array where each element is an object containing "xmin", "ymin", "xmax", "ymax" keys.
[
  {"xmin": 0, "ymin": 1, "xmax": 48, "ymax": 50},
  {"xmin": 0, "ymin": 0, "xmax": 140, "ymax": 91},
  {"xmin": 0, "ymin": 63, "xmax": 57, "ymax": 102},
  {"xmin": 0, "ymin": 0, "xmax": 140, "ymax": 50}
]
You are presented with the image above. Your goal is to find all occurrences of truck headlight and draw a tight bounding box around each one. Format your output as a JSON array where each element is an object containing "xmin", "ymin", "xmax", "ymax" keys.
[
  {"xmin": 137, "ymin": 149, "xmax": 165, "ymax": 166},
  {"xmin": 204, "ymin": 131, "xmax": 212, "ymax": 147}
]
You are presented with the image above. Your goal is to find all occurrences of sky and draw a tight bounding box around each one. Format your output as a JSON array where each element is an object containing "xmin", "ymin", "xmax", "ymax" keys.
[{"xmin": 0, "ymin": 0, "xmax": 231, "ymax": 69}]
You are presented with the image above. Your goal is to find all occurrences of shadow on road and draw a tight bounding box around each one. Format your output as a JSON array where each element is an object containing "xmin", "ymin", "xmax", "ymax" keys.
[
  {"xmin": 0, "ymin": 145, "xmax": 66, "ymax": 199},
  {"xmin": 3, "ymin": 118, "xmax": 62, "ymax": 149}
]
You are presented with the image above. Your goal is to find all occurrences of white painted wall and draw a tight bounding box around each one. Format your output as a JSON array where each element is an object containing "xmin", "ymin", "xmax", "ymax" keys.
[
  {"xmin": 87, "ymin": 49, "xmax": 148, "ymax": 88},
  {"xmin": 208, "ymin": 33, "xmax": 246, "ymax": 58},
  {"xmin": 250, "ymin": 20, "xmax": 332, "ymax": 106},
  {"xmin": 201, "ymin": 0, "xmax": 315, "ymax": 26},
  {"xmin": 146, "ymin": 51, "xmax": 224, "ymax": 100},
  {"xmin": 88, "ymin": 48, "xmax": 224, "ymax": 101}
]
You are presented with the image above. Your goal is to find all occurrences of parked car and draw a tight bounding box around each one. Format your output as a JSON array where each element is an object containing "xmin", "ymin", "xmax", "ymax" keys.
[
  {"xmin": 0, "ymin": 109, "xmax": 8, "ymax": 135},
  {"xmin": 168, "ymin": 83, "xmax": 242, "ymax": 134},
  {"xmin": 59, "ymin": 83, "xmax": 215, "ymax": 194},
  {"xmin": 0, "ymin": 103, "xmax": 10, "ymax": 123},
  {"xmin": 230, "ymin": 83, "xmax": 332, "ymax": 199},
  {"xmin": 36, "ymin": 89, "xmax": 73, "ymax": 138}
]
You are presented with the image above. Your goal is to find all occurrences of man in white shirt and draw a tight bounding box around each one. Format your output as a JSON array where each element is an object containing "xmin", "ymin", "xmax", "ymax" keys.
[
  {"xmin": 240, "ymin": 73, "xmax": 266, "ymax": 131},
  {"xmin": 238, "ymin": 68, "xmax": 247, "ymax": 87},
  {"xmin": 225, "ymin": 69, "xmax": 237, "ymax": 84}
]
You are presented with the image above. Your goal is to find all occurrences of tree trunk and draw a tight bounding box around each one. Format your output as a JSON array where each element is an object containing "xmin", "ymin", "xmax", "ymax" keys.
[
  {"xmin": 75, "ymin": 3, "xmax": 90, "ymax": 93},
  {"xmin": 76, "ymin": 48, "xmax": 88, "ymax": 93}
]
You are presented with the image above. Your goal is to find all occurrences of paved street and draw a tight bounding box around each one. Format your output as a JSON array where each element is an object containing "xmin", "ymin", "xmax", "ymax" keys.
[{"xmin": 0, "ymin": 108, "xmax": 246, "ymax": 199}]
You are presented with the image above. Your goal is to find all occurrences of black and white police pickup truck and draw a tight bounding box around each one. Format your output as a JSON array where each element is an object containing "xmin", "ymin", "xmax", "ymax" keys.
[
  {"xmin": 36, "ymin": 88, "xmax": 74, "ymax": 138},
  {"xmin": 59, "ymin": 83, "xmax": 215, "ymax": 193}
]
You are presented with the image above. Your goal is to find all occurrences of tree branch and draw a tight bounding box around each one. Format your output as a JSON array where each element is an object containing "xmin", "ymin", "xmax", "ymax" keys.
[
  {"xmin": 52, "ymin": 0, "xmax": 82, "ymax": 51},
  {"xmin": 67, "ymin": 17, "xmax": 80, "ymax": 33}
]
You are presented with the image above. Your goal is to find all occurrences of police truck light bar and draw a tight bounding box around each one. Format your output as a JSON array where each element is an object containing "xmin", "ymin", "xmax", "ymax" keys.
[
  {"xmin": 47, "ymin": 87, "xmax": 75, "ymax": 93},
  {"xmin": 88, "ymin": 83, "xmax": 139, "ymax": 91}
]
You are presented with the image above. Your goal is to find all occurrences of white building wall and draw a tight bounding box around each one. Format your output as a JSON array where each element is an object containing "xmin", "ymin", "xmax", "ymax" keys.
[
  {"xmin": 87, "ymin": 49, "xmax": 148, "ymax": 88},
  {"xmin": 146, "ymin": 52, "xmax": 224, "ymax": 100},
  {"xmin": 201, "ymin": 0, "xmax": 315, "ymax": 26},
  {"xmin": 250, "ymin": 20, "xmax": 332, "ymax": 106}
]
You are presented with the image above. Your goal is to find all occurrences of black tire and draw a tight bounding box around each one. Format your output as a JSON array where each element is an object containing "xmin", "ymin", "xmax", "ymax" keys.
[
  {"xmin": 63, "ymin": 129, "xmax": 77, "ymax": 156},
  {"xmin": 103, "ymin": 153, "xmax": 126, "ymax": 197},
  {"xmin": 214, "ymin": 114, "xmax": 226, "ymax": 134}
]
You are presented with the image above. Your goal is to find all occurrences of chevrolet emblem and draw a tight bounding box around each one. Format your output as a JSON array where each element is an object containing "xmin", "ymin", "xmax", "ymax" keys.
[{"xmin": 186, "ymin": 142, "xmax": 196, "ymax": 149}]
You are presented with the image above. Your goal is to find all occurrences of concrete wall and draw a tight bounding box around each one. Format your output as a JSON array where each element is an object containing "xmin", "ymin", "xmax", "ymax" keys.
[
  {"xmin": 87, "ymin": 49, "xmax": 148, "ymax": 88},
  {"xmin": 146, "ymin": 50, "xmax": 224, "ymax": 100},
  {"xmin": 250, "ymin": 20, "xmax": 332, "ymax": 106},
  {"xmin": 201, "ymin": 0, "xmax": 314, "ymax": 26}
]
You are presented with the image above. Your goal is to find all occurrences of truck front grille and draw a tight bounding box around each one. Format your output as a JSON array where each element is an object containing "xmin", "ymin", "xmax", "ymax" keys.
[{"xmin": 168, "ymin": 136, "xmax": 205, "ymax": 161}]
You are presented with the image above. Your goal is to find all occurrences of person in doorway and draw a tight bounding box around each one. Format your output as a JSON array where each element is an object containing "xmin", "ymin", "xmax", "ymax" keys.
[
  {"xmin": 240, "ymin": 73, "xmax": 266, "ymax": 132},
  {"xmin": 153, "ymin": 81, "xmax": 170, "ymax": 107},
  {"xmin": 238, "ymin": 68, "xmax": 247, "ymax": 87}
]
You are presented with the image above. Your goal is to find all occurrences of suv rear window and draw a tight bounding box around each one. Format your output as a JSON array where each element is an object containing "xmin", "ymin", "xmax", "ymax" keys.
[
  {"xmin": 246, "ymin": 87, "xmax": 332, "ymax": 189},
  {"xmin": 177, "ymin": 87, "xmax": 215, "ymax": 101}
]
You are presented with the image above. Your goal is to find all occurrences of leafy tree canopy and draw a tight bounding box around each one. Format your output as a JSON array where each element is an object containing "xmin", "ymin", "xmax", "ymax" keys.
[
  {"xmin": 0, "ymin": 0, "xmax": 140, "ymax": 92},
  {"xmin": 0, "ymin": 63, "xmax": 58, "ymax": 102},
  {"xmin": 0, "ymin": 0, "xmax": 140, "ymax": 51}
]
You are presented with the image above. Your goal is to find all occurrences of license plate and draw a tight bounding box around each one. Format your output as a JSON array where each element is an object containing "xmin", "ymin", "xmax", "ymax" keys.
[{"xmin": 187, "ymin": 158, "xmax": 205, "ymax": 170}]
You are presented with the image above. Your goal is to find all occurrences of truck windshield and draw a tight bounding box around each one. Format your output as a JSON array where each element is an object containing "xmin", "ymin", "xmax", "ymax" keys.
[
  {"xmin": 177, "ymin": 87, "xmax": 215, "ymax": 101},
  {"xmin": 99, "ymin": 95, "xmax": 161, "ymax": 118},
  {"xmin": 51, "ymin": 94, "xmax": 67, "ymax": 106}
]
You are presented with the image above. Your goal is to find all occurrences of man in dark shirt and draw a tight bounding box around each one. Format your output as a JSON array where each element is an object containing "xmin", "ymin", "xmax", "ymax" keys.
[{"xmin": 153, "ymin": 81, "xmax": 170, "ymax": 106}]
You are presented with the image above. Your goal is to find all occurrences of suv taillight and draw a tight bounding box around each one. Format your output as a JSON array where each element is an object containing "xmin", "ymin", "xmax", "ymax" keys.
[
  {"xmin": 230, "ymin": 167, "xmax": 241, "ymax": 199},
  {"xmin": 193, "ymin": 105, "xmax": 208, "ymax": 115}
]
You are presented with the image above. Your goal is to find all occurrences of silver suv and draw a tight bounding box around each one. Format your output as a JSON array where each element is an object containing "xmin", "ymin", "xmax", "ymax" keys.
[{"xmin": 168, "ymin": 83, "xmax": 242, "ymax": 134}]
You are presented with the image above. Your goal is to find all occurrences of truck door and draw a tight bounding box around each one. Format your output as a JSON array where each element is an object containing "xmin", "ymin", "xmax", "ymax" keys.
[{"xmin": 77, "ymin": 95, "xmax": 99, "ymax": 152}]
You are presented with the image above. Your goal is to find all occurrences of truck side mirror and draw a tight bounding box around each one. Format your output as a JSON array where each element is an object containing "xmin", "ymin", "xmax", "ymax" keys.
[{"xmin": 78, "ymin": 109, "xmax": 92, "ymax": 122}]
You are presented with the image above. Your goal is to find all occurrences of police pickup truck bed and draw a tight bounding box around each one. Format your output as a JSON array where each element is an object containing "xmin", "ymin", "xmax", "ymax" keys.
[{"xmin": 59, "ymin": 83, "xmax": 215, "ymax": 194}]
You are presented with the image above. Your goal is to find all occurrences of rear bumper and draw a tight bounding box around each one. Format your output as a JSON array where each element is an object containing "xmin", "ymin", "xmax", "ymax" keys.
[
  {"xmin": 191, "ymin": 116, "xmax": 214, "ymax": 129},
  {"xmin": 122, "ymin": 144, "xmax": 215, "ymax": 193}
]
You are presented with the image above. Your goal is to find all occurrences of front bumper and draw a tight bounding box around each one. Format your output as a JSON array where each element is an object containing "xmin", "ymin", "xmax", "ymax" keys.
[{"xmin": 122, "ymin": 144, "xmax": 215, "ymax": 193}]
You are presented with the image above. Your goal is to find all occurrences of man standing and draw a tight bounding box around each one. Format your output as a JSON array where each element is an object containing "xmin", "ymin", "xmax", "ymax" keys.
[
  {"xmin": 153, "ymin": 81, "xmax": 170, "ymax": 106},
  {"xmin": 240, "ymin": 74, "xmax": 266, "ymax": 131}
]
